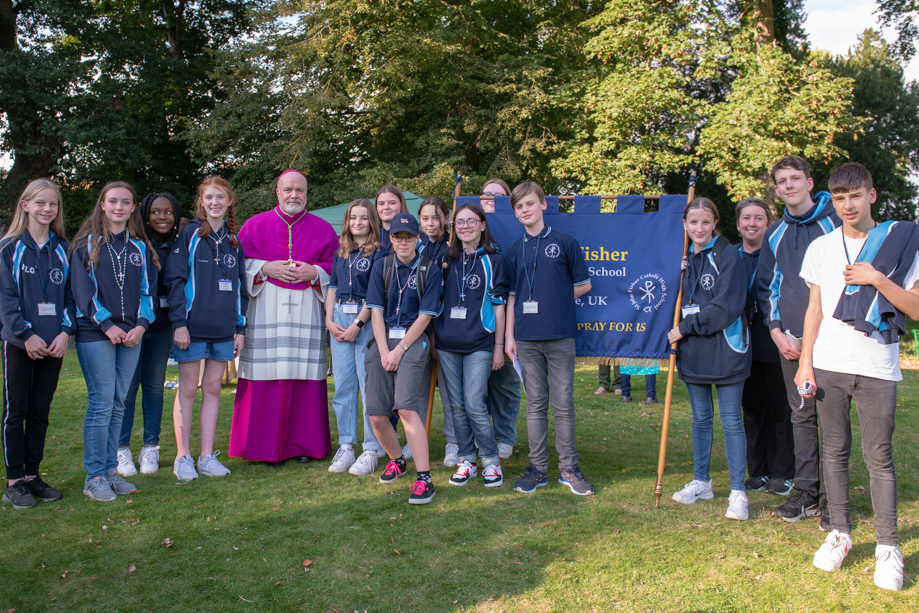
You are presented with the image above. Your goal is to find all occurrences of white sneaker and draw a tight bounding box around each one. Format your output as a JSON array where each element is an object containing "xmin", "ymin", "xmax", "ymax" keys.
[
  {"xmin": 671, "ymin": 479, "xmax": 714, "ymax": 505},
  {"xmin": 813, "ymin": 529, "xmax": 852, "ymax": 572},
  {"xmin": 349, "ymin": 450, "xmax": 379, "ymax": 475},
  {"xmin": 198, "ymin": 451, "xmax": 231, "ymax": 477},
  {"xmin": 482, "ymin": 464, "xmax": 503, "ymax": 487},
  {"xmin": 497, "ymin": 443, "xmax": 514, "ymax": 459},
  {"xmin": 174, "ymin": 455, "xmax": 199, "ymax": 481},
  {"xmin": 116, "ymin": 447, "xmax": 137, "ymax": 477},
  {"xmin": 725, "ymin": 490, "xmax": 748, "ymax": 521},
  {"xmin": 874, "ymin": 544, "xmax": 904, "ymax": 591},
  {"xmin": 328, "ymin": 446, "xmax": 356, "ymax": 473},
  {"xmin": 449, "ymin": 460, "xmax": 477, "ymax": 486},
  {"xmin": 138, "ymin": 445, "xmax": 160, "ymax": 474},
  {"xmin": 401, "ymin": 444, "xmax": 413, "ymax": 461},
  {"xmin": 443, "ymin": 443, "xmax": 459, "ymax": 467}
]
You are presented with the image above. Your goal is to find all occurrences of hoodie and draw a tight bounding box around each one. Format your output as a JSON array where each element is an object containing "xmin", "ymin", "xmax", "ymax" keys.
[{"xmin": 756, "ymin": 192, "xmax": 840, "ymax": 338}]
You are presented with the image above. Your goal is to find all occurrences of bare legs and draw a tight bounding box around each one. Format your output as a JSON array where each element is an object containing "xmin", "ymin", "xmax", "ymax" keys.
[{"xmin": 174, "ymin": 359, "xmax": 226, "ymax": 459}]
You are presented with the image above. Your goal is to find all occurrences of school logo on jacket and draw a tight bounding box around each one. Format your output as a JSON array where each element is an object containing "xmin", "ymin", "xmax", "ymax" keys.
[
  {"xmin": 356, "ymin": 257, "xmax": 371, "ymax": 272},
  {"xmin": 467, "ymin": 274, "xmax": 481, "ymax": 290},
  {"xmin": 129, "ymin": 253, "xmax": 143, "ymax": 267},
  {"xmin": 224, "ymin": 254, "xmax": 237, "ymax": 269},
  {"xmin": 700, "ymin": 274, "xmax": 715, "ymax": 291},
  {"xmin": 545, "ymin": 244, "xmax": 561, "ymax": 259},
  {"xmin": 408, "ymin": 275, "xmax": 417, "ymax": 290},
  {"xmin": 49, "ymin": 268, "xmax": 64, "ymax": 285}
]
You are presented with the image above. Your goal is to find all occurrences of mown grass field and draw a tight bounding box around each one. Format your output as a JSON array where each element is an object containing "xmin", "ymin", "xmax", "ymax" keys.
[{"xmin": 2, "ymin": 350, "xmax": 918, "ymax": 612}]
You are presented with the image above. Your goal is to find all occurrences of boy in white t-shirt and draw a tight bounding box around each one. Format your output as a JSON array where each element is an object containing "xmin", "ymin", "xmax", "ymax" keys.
[{"xmin": 796, "ymin": 163, "xmax": 919, "ymax": 591}]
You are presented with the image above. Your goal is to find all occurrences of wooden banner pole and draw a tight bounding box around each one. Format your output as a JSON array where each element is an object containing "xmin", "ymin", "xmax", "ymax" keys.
[
  {"xmin": 426, "ymin": 172, "xmax": 463, "ymax": 437},
  {"xmin": 654, "ymin": 172, "xmax": 697, "ymax": 507}
]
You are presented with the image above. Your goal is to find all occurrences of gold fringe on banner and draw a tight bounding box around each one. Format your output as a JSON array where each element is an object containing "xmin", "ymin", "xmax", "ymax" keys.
[{"xmin": 575, "ymin": 356, "xmax": 671, "ymax": 369}]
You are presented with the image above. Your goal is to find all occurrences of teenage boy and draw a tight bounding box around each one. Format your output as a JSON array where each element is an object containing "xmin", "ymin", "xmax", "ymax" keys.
[
  {"xmin": 796, "ymin": 162, "xmax": 919, "ymax": 591},
  {"xmin": 504, "ymin": 182, "xmax": 594, "ymax": 495},
  {"xmin": 756, "ymin": 155, "xmax": 839, "ymax": 526},
  {"xmin": 364, "ymin": 213, "xmax": 442, "ymax": 504}
]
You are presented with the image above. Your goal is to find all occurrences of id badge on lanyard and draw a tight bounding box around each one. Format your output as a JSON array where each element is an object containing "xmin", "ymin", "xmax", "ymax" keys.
[
  {"xmin": 388, "ymin": 327, "xmax": 406, "ymax": 339},
  {"xmin": 38, "ymin": 302, "xmax": 57, "ymax": 316},
  {"xmin": 681, "ymin": 304, "xmax": 700, "ymax": 317},
  {"xmin": 218, "ymin": 279, "xmax": 233, "ymax": 292},
  {"xmin": 522, "ymin": 300, "xmax": 539, "ymax": 314},
  {"xmin": 342, "ymin": 301, "xmax": 359, "ymax": 314},
  {"xmin": 450, "ymin": 307, "xmax": 467, "ymax": 320}
]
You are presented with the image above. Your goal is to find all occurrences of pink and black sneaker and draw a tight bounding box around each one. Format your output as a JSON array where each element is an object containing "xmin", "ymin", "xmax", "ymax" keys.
[
  {"xmin": 408, "ymin": 479, "xmax": 435, "ymax": 504},
  {"xmin": 379, "ymin": 459, "xmax": 406, "ymax": 483}
]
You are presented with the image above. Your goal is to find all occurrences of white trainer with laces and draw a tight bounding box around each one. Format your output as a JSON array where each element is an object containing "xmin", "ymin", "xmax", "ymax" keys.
[
  {"xmin": 813, "ymin": 529, "xmax": 852, "ymax": 572},
  {"xmin": 482, "ymin": 464, "xmax": 503, "ymax": 487},
  {"xmin": 349, "ymin": 449, "xmax": 379, "ymax": 475},
  {"xmin": 443, "ymin": 443, "xmax": 459, "ymax": 467},
  {"xmin": 725, "ymin": 489, "xmax": 749, "ymax": 521},
  {"xmin": 197, "ymin": 451, "xmax": 231, "ymax": 477},
  {"xmin": 874, "ymin": 544, "xmax": 904, "ymax": 591},
  {"xmin": 116, "ymin": 447, "xmax": 137, "ymax": 477},
  {"xmin": 173, "ymin": 455, "xmax": 198, "ymax": 481},
  {"xmin": 328, "ymin": 446, "xmax": 356, "ymax": 473},
  {"xmin": 138, "ymin": 445, "xmax": 160, "ymax": 474},
  {"xmin": 449, "ymin": 460, "xmax": 477, "ymax": 486},
  {"xmin": 671, "ymin": 479, "xmax": 714, "ymax": 504}
]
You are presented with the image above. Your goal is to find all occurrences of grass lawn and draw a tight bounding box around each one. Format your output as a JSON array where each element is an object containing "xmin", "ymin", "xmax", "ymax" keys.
[{"xmin": 2, "ymin": 352, "xmax": 919, "ymax": 612}]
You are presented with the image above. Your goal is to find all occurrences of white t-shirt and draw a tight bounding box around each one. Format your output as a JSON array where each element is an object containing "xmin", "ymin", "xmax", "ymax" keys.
[{"xmin": 799, "ymin": 227, "xmax": 919, "ymax": 381}]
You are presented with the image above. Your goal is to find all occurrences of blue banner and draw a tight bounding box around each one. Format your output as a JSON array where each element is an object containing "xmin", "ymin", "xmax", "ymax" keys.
[{"xmin": 460, "ymin": 194, "xmax": 687, "ymax": 363}]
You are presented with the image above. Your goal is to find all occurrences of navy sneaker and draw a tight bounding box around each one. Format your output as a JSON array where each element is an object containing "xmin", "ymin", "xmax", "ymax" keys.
[
  {"xmin": 766, "ymin": 477, "xmax": 793, "ymax": 496},
  {"xmin": 379, "ymin": 459, "xmax": 406, "ymax": 483},
  {"xmin": 559, "ymin": 467, "xmax": 594, "ymax": 496},
  {"xmin": 744, "ymin": 476, "xmax": 769, "ymax": 492},
  {"xmin": 408, "ymin": 479, "xmax": 435, "ymax": 504},
  {"xmin": 3, "ymin": 481, "xmax": 39, "ymax": 509},
  {"xmin": 513, "ymin": 465, "xmax": 548, "ymax": 494}
]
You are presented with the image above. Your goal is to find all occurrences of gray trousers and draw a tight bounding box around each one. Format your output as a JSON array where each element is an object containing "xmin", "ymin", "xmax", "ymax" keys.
[
  {"xmin": 517, "ymin": 338, "xmax": 579, "ymax": 472},
  {"xmin": 779, "ymin": 354, "xmax": 823, "ymax": 498},
  {"xmin": 814, "ymin": 369, "xmax": 898, "ymax": 546}
]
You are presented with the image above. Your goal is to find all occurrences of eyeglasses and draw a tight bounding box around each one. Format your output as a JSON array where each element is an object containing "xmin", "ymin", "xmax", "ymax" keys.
[
  {"xmin": 481, "ymin": 192, "xmax": 506, "ymax": 198},
  {"xmin": 454, "ymin": 219, "xmax": 481, "ymax": 228},
  {"xmin": 390, "ymin": 235, "xmax": 416, "ymax": 243}
]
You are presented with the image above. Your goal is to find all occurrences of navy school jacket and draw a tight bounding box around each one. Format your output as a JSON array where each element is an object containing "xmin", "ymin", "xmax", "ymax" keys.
[
  {"xmin": 148, "ymin": 239, "xmax": 174, "ymax": 334},
  {"xmin": 756, "ymin": 193, "xmax": 840, "ymax": 338},
  {"xmin": 677, "ymin": 236, "xmax": 751, "ymax": 385},
  {"xmin": 0, "ymin": 231, "xmax": 76, "ymax": 349},
  {"xmin": 166, "ymin": 219, "xmax": 247, "ymax": 343},
  {"xmin": 70, "ymin": 231, "xmax": 157, "ymax": 343},
  {"xmin": 737, "ymin": 245, "xmax": 779, "ymax": 363}
]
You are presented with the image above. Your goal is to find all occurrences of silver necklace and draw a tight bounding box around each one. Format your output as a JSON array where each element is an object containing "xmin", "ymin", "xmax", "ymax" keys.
[{"xmin": 106, "ymin": 230, "xmax": 129, "ymax": 318}]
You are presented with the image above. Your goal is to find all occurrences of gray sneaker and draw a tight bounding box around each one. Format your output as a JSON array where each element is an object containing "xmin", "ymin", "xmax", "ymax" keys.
[
  {"xmin": 83, "ymin": 476, "xmax": 117, "ymax": 501},
  {"xmin": 107, "ymin": 472, "xmax": 136, "ymax": 495},
  {"xmin": 174, "ymin": 455, "xmax": 199, "ymax": 481},
  {"xmin": 559, "ymin": 466, "xmax": 594, "ymax": 496},
  {"xmin": 197, "ymin": 451, "xmax": 231, "ymax": 477}
]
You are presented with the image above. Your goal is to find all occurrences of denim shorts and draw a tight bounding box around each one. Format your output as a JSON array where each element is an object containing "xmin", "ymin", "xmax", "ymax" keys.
[{"xmin": 172, "ymin": 339, "xmax": 235, "ymax": 363}]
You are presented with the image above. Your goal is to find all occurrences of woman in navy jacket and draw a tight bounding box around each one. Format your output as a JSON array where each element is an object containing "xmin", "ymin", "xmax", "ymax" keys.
[
  {"xmin": 71, "ymin": 181, "xmax": 158, "ymax": 502},
  {"xmin": 0, "ymin": 179, "xmax": 75, "ymax": 508},
  {"xmin": 667, "ymin": 198, "xmax": 751, "ymax": 520}
]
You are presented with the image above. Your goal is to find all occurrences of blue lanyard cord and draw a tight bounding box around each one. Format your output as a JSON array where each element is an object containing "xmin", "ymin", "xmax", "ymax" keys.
[
  {"xmin": 35, "ymin": 240, "xmax": 52, "ymax": 301},
  {"xmin": 454, "ymin": 252, "xmax": 479, "ymax": 306},
  {"xmin": 738, "ymin": 245, "xmax": 757, "ymax": 292},
  {"xmin": 522, "ymin": 235, "xmax": 541, "ymax": 301},
  {"xmin": 685, "ymin": 250, "xmax": 708, "ymax": 305},
  {"xmin": 392, "ymin": 260, "xmax": 417, "ymax": 328},
  {"xmin": 842, "ymin": 229, "xmax": 871, "ymax": 265}
]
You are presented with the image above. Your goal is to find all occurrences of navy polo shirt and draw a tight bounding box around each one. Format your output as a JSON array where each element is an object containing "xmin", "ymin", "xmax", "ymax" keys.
[
  {"xmin": 329, "ymin": 247, "xmax": 381, "ymax": 301},
  {"xmin": 419, "ymin": 234, "xmax": 449, "ymax": 266},
  {"xmin": 507, "ymin": 226, "xmax": 589, "ymax": 341},
  {"xmin": 366, "ymin": 252, "xmax": 442, "ymax": 328},
  {"xmin": 434, "ymin": 250, "xmax": 508, "ymax": 354}
]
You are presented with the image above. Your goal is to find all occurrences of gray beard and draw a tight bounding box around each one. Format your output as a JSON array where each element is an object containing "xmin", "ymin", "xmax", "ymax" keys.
[{"xmin": 280, "ymin": 202, "xmax": 306, "ymax": 216}]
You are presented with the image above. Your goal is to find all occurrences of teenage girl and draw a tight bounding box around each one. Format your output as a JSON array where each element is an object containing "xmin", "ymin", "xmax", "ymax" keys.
[
  {"xmin": 434, "ymin": 203, "xmax": 508, "ymax": 487},
  {"xmin": 0, "ymin": 179, "xmax": 74, "ymax": 508},
  {"xmin": 326, "ymin": 199, "xmax": 385, "ymax": 475},
  {"xmin": 417, "ymin": 195, "xmax": 460, "ymax": 465},
  {"xmin": 166, "ymin": 176, "xmax": 247, "ymax": 481},
  {"xmin": 667, "ymin": 197, "xmax": 751, "ymax": 520},
  {"xmin": 375, "ymin": 185, "xmax": 408, "ymax": 251},
  {"xmin": 116, "ymin": 193, "xmax": 182, "ymax": 477},
  {"xmin": 71, "ymin": 181, "xmax": 158, "ymax": 501}
]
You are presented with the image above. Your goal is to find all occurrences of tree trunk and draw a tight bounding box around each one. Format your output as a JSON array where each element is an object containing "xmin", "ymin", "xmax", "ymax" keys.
[
  {"xmin": 752, "ymin": 0, "xmax": 775, "ymax": 47},
  {"xmin": 162, "ymin": 0, "xmax": 185, "ymax": 59}
]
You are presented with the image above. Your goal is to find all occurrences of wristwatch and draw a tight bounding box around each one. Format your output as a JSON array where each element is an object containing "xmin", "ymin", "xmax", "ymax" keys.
[
  {"xmin": 398, "ymin": 343, "xmax": 408, "ymax": 352},
  {"xmin": 355, "ymin": 319, "xmax": 365, "ymax": 329}
]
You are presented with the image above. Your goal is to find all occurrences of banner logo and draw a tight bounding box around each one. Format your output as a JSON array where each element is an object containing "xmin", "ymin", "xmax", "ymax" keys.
[
  {"xmin": 629, "ymin": 273, "xmax": 668, "ymax": 313},
  {"xmin": 545, "ymin": 244, "xmax": 560, "ymax": 259}
]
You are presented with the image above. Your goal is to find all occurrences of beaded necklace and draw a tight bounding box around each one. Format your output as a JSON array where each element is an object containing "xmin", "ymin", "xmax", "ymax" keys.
[
  {"xmin": 105, "ymin": 230, "xmax": 130, "ymax": 319},
  {"xmin": 274, "ymin": 208, "xmax": 306, "ymax": 265}
]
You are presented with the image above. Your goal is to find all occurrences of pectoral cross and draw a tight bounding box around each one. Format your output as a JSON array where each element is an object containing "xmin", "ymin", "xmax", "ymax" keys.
[{"xmin": 282, "ymin": 297, "xmax": 298, "ymax": 314}]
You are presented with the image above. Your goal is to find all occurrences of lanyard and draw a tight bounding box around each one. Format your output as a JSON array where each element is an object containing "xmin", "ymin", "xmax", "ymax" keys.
[
  {"xmin": 454, "ymin": 252, "xmax": 479, "ymax": 306},
  {"xmin": 522, "ymin": 232, "xmax": 543, "ymax": 301},
  {"xmin": 392, "ymin": 260, "xmax": 418, "ymax": 328},
  {"xmin": 738, "ymin": 245, "xmax": 757, "ymax": 292},
  {"xmin": 685, "ymin": 249, "xmax": 708, "ymax": 305},
  {"xmin": 345, "ymin": 248, "xmax": 365, "ymax": 299},
  {"xmin": 207, "ymin": 230, "xmax": 229, "ymax": 279},
  {"xmin": 34, "ymin": 239, "xmax": 53, "ymax": 301}
]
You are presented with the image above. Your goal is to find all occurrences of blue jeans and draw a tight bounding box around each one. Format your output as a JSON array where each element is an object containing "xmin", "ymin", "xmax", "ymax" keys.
[
  {"xmin": 487, "ymin": 362, "xmax": 521, "ymax": 446},
  {"xmin": 329, "ymin": 304, "xmax": 380, "ymax": 450},
  {"xmin": 438, "ymin": 349, "xmax": 499, "ymax": 464},
  {"xmin": 622, "ymin": 374, "xmax": 657, "ymax": 400},
  {"xmin": 120, "ymin": 326, "xmax": 173, "ymax": 447},
  {"xmin": 685, "ymin": 381, "xmax": 747, "ymax": 491},
  {"xmin": 77, "ymin": 340, "xmax": 142, "ymax": 478}
]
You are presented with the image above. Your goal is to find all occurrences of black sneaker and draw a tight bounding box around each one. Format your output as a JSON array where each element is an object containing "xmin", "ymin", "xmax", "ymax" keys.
[
  {"xmin": 24, "ymin": 476, "xmax": 63, "ymax": 502},
  {"xmin": 514, "ymin": 465, "xmax": 548, "ymax": 493},
  {"xmin": 559, "ymin": 466, "xmax": 594, "ymax": 495},
  {"xmin": 2, "ymin": 481, "xmax": 39, "ymax": 509},
  {"xmin": 745, "ymin": 476, "xmax": 769, "ymax": 491},
  {"xmin": 408, "ymin": 479, "xmax": 435, "ymax": 504},
  {"xmin": 765, "ymin": 477, "xmax": 793, "ymax": 496},
  {"xmin": 379, "ymin": 459, "xmax": 406, "ymax": 483},
  {"xmin": 773, "ymin": 490, "xmax": 819, "ymax": 522},
  {"xmin": 818, "ymin": 497, "xmax": 831, "ymax": 532}
]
